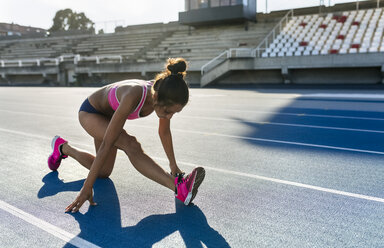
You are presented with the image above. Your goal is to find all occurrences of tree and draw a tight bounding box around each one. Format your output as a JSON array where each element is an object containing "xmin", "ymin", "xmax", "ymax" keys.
[{"xmin": 49, "ymin": 8, "xmax": 95, "ymax": 33}]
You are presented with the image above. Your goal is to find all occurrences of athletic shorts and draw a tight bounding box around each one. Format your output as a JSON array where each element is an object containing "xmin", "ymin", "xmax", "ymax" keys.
[{"xmin": 79, "ymin": 98, "xmax": 103, "ymax": 115}]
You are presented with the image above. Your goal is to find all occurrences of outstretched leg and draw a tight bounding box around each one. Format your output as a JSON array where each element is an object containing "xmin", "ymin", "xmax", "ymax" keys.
[
  {"xmin": 77, "ymin": 111, "xmax": 205, "ymax": 204},
  {"xmin": 78, "ymin": 111, "xmax": 175, "ymax": 191}
]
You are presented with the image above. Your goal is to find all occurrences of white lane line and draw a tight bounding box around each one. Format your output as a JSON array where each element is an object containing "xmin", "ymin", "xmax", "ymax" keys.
[
  {"xmin": 2, "ymin": 118, "xmax": 384, "ymax": 157},
  {"xmin": 166, "ymin": 128, "xmax": 384, "ymax": 155},
  {"xmin": 2, "ymin": 105, "xmax": 384, "ymax": 123},
  {"xmin": 0, "ymin": 126, "xmax": 383, "ymax": 204},
  {"xmin": 0, "ymin": 200, "xmax": 100, "ymax": 248},
  {"xmin": 181, "ymin": 115, "xmax": 384, "ymax": 134},
  {"xmin": 189, "ymin": 108, "xmax": 384, "ymax": 122},
  {"xmin": 0, "ymin": 109, "xmax": 74, "ymax": 120},
  {"xmin": 2, "ymin": 108, "xmax": 384, "ymax": 135},
  {"xmin": 153, "ymin": 157, "xmax": 384, "ymax": 204},
  {"xmin": 304, "ymin": 93, "xmax": 384, "ymax": 99}
]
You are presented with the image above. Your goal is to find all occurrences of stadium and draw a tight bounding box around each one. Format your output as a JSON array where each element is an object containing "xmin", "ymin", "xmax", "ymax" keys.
[
  {"xmin": 1, "ymin": 0, "xmax": 384, "ymax": 87},
  {"xmin": 1, "ymin": 1, "xmax": 384, "ymax": 248}
]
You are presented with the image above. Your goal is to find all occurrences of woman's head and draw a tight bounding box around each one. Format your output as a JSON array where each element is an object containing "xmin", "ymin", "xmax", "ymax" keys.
[
  {"xmin": 152, "ymin": 58, "xmax": 189, "ymax": 119},
  {"xmin": 153, "ymin": 58, "xmax": 189, "ymax": 107}
]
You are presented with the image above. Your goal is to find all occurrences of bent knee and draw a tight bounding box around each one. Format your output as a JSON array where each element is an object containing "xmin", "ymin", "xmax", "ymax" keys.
[
  {"xmin": 98, "ymin": 171, "xmax": 112, "ymax": 179},
  {"xmin": 121, "ymin": 135, "xmax": 143, "ymax": 156}
]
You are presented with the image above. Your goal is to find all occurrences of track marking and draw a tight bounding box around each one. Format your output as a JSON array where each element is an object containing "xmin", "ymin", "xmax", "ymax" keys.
[
  {"xmin": 0, "ymin": 200, "xmax": 100, "ymax": 248},
  {"xmin": 167, "ymin": 128, "xmax": 384, "ymax": 155},
  {"xmin": 154, "ymin": 158, "xmax": 384, "ymax": 204},
  {"xmin": 2, "ymin": 116, "xmax": 384, "ymax": 157},
  {"xmin": 3, "ymin": 104, "xmax": 384, "ymax": 122},
  {"xmin": 304, "ymin": 93, "xmax": 384, "ymax": 99},
  {"xmin": 180, "ymin": 115, "xmax": 384, "ymax": 134},
  {"xmin": 0, "ymin": 127, "xmax": 383, "ymax": 204},
  {"xmin": 2, "ymin": 109, "xmax": 384, "ymax": 135},
  {"xmin": 188, "ymin": 108, "xmax": 384, "ymax": 122}
]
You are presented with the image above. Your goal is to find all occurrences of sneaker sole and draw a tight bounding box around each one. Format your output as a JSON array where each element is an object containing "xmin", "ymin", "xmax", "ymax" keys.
[
  {"xmin": 51, "ymin": 135, "xmax": 60, "ymax": 151},
  {"xmin": 48, "ymin": 135, "xmax": 60, "ymax": 171},
  {"xmin": 185, "ymin": 167, "xmax": 205, "ymax": 205}
]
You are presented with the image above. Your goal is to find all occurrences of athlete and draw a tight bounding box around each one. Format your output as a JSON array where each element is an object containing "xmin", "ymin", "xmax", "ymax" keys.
[{"xmin": 47, "ymin": 58, "xmax": 205, "ymax": 213}]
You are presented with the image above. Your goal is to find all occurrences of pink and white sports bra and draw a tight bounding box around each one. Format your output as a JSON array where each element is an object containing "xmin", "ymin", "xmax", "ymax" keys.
[{"xmin": 108, "ymin": 81, "xmax": 153, "ymax": 120}]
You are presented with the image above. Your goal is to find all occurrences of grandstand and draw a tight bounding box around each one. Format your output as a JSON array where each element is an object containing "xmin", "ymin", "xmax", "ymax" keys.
[
  {"xmin": 0, "ymin": 1, "xmax": 384, "ymax": 86},
  {"xmin": 262, "ymin": 8, "xmax": 384, "ymax": 57}
]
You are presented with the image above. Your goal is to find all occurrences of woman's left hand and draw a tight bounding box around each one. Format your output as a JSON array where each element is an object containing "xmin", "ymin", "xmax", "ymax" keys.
[
  {"xmin": 65, "ymin": 186, "xmax": 97, "ymax": 213},
  {"xmin": 170, "ymin": 162, "xmax": 184, "ymax": 177}
]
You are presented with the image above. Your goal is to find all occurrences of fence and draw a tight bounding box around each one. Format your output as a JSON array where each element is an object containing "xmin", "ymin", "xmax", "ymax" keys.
[
  {"xmin": 0, "ymin": 54, "xmax": 123, "ymax": 67},
  {"xmin": 201, "ymin": 9, "xmax": 294, "ymax": 75}
]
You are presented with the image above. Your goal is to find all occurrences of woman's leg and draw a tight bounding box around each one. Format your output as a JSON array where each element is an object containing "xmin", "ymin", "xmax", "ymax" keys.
[
  {"xmin": 59, "ymin": 112, "xmax": 118, "ymax": 178},
  {"xmin": 78, "ymin": 111, "xmax": 175, "ymax": 191},
  {"xmin": 61, "ymin": 139, "xmax": 117, "ymax": 178},
  {"xmin": 61, "ymin": 143, "xmax": 94, "ymax": 170}
]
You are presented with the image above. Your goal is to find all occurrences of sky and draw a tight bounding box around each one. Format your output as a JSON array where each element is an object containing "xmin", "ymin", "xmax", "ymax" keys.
[{"xmin": 1, "ymin": 0, "xmax": 362, "ymax": 32}]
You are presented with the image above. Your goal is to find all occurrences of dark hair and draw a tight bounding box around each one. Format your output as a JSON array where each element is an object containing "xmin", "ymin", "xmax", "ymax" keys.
[{"xmin": 153, "ymin": 58, "xmax": 189, "ymax": 106}]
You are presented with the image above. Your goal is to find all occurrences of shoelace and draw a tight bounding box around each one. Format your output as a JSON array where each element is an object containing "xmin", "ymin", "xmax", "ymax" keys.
[
  {"xmin": 177, "ymin": 173, "xmax": 188, "ymax": 185},
  {"xmin": 171, "ymin": 172, "xmax": 185, "ymax": 178}
]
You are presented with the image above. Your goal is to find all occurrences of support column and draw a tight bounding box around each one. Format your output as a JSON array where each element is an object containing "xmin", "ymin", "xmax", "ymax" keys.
[
  {"xmin": 381, "ymin": 65, "xmax": 384, "ymax": 84},
  {"xmin": 281, "ymin": 67, "xmax": 291, "ymax": 84}
]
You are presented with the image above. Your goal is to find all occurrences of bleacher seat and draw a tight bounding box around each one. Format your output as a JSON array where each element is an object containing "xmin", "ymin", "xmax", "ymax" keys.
[{"xmin": 263, "ymin": 7, "xmax": 384, "ymax": 57}]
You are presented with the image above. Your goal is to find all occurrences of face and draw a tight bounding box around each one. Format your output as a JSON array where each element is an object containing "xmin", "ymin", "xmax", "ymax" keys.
[{"xmin": 154, "ymin": 104, "xmax": 184, "ymax": 119}]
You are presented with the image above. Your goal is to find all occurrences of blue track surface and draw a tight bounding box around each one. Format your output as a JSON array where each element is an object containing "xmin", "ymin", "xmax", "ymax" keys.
[{"xmin": 0, "ymin": 86, "xmax": 383, "ymax": 247}]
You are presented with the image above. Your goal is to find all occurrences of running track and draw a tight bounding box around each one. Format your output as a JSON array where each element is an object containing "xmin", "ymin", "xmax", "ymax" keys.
[{"xmin": 0, "ymin": 86, "xmax": 383, "ymax": 247}]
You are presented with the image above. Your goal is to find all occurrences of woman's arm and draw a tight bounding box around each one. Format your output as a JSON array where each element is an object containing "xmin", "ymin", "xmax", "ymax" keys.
[
  {"xmin": 65, "ymin": 86, "xmax": 141, "ymax": 213},
  {"xmin": 158, "ymin": 118, "xmax": 183, "ymax": 176}
]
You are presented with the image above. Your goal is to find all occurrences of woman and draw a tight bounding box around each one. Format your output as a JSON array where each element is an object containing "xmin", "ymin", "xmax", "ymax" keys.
[{"xmin": 47, "ymin": 58, "xmax": 205, "ymax": 213}]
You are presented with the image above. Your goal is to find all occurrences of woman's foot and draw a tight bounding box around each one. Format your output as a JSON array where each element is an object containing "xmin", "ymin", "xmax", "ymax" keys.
[
  {"xmin": 175, "ymin": 167, "xmax": 205, "ymax": 205},
  {"xmin": 47, "ymin": 136, "xmax": 68, "ymax": 171}
]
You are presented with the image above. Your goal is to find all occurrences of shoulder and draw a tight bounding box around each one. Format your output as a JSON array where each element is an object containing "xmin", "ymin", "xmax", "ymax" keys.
[
  {"xmin": 120, "ymin": 83, "xmax": 143, "ymax": 99},
  {"xmin": 117, "ymin": 83, "xmax": 143, "ymax": 111}
]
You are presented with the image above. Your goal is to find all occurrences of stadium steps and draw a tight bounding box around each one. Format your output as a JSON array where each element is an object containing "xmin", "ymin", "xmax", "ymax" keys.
[
  {"xmin": 132, "ymin": 30, "xmax": 175, "ymax": 62},
  {"xmin": 200, "ymin": 57, "xmax": 254, "ymax": 87},
  {"xmin": 0, "ymin": 42, "xmax": 16, "ymax": 58},
  {"xmin": 73, "ymin": 31, "xmax": 168, "ymax": 60},
  {"xmin": 143, "ymin": 21, "xmax": 276, "ymax": 63},
  {"xmin": 0, "ymin": 37, "xmax": 82, "ymax": 59}
]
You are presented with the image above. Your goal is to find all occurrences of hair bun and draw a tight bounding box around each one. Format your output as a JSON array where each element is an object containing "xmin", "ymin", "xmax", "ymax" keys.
[{"xmin": 167, "ymin": 58, "xmax": 187, "ymax": 75}]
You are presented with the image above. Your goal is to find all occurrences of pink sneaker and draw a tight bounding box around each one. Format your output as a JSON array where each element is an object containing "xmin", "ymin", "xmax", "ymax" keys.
[
  {"xmin": 175, "ymin": 167, "xmax": 205, "ymax": 205},
  {"xmin": 47, "ymin": 136, "xmax": 68, "ymax": 171}
]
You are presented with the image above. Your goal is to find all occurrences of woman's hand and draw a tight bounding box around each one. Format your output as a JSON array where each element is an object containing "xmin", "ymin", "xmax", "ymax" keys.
[
  {"xmin": 65, "ymin": 186, "xmax": 97, "ymax": 213},
  {"xmin": 170, "ymin": 162, "xmax": 184, "ymax": 177}
]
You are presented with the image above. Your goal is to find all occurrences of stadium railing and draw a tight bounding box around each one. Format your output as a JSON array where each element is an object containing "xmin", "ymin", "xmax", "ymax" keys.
[
  {"xmin": 0, "ymin": 58, "xmax": 59, "ymax": 67},
  {"xmin": 201, "ymin": 9, "xmax": 294, "ymax": 75},
  {"xmin": 0, "ymin": 54, "xmax": 123, "ymax": 68}
]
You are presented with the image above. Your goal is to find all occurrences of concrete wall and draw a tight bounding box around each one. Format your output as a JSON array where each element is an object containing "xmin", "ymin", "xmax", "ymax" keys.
[
  {"xmin": 207, "ymin": 53, "xmax": 384, "ymax": 85},
  {"xmin": 290, "ymin": 67, "xmax": 382, "ymax": 84},
  {"xmin": 218, "ymin": 69, "xmax": 283, "ymax": 84},
  {"xmin": 216, "ymin": 67, "xmax": 382, "ymax": 85}
]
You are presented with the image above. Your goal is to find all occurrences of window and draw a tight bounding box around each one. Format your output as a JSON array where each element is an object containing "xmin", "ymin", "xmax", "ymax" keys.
[
  {"xmin": 231, "ymin": 0, "xmax": 242, "ymax": 5},
  {"xmin": 199, "ymin": 0, "xmax": 209, "ymax": 8},
  {"xmin": 185, "ymin": 0, "xmax": 190, "ymax": 11},
  {"xmin": 190, "ymin": 0, "xmax": 199, "ymax": 9},
  {"xmin": 221, "ymin": 0, "xmax": 230, "ymax": 6},
  {"xmin": 211, "ymin": 0, "xmax": 220, "ymax": 7}
]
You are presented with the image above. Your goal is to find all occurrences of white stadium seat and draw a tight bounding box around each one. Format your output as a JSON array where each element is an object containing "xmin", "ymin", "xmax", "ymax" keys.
[{"xmin": 262, "ymin": 7, "xmax": 384, "ymax": 57}]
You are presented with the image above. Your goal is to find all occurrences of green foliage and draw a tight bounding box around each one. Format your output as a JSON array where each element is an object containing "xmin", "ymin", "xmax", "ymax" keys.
[{"xmin": 49, "ymin": 8, "xmax": 95, "ymax": 33}]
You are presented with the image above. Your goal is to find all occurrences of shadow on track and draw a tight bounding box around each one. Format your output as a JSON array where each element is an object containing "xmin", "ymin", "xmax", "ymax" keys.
[
  {"xmin": 234, "ymin": 101, "xmax": 384, "ymax": 155},
  {"xmin": 38, "ymin": 172, "xmax": 230, "ymax": 248}
]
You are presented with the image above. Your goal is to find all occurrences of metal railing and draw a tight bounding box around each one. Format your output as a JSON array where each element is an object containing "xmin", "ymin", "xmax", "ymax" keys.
[
  {"xmin": 0, "ymin": 58, "xmax": 59, "ymax": 67},
  {"xmin": 0, "ymin": 54, "xmax": 123, "ymax": 68},
  {"xmin": 252, "ymin": 9, "xmax": 294, "ymax": 57},
  {"xmin": 201, "ymin": 50, "xmax": 229, "ymax": 75},
  {"xmin": 74, "ymin": 55, "xmax": 123, "ymax": 64},
  {"xmin": 201, "ymin": 9, "xmax": 294, "ymax": 75}
]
